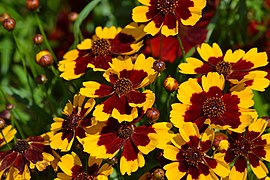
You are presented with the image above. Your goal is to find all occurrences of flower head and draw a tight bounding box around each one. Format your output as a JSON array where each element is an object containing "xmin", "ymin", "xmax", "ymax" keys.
[
  {"xmin": 56, "ymin": 152, "xmax": 112, "ymax": 180},
  {"xmin": 217, "ymin": 119, "xmax": 270, "ymax": 179},
  {"xmin": 58, "ymin": 23, "xmax": 145, "ymax": 80},
  {"xmin": 0, "ymin": 136, "xmax": 54, "ymax": 180},
  {"xmin": 163, "ymin": 122, "xmax": 230, "ymax": 179},
  {"xmin": 132, "ymin": 0, "xmax": 207, "ymax": 36},
  {"xmin": 179, "ymin": 43, "xmax": 270, "ymax": 91},
  {"xmin": 82, "ymin": 118, "xmax": 172, "ymax": 175},
  {"xmin": 50, "ymin": 94, "xmax": 95, "ymax": 152},
  {"xmin": 170, "ymin": 72, "xmax": 257, "ymax": 132},
  {"xmin": 80, "ymin": 54, "xmax": 156, "ymax": 122}
]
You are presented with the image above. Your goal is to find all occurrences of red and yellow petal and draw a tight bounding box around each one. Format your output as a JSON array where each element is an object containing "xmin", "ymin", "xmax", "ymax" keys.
[
  {"xmin": 77, "ymin": 39, "xmax": 92, "ymax": 50},
  {"xmin": 170, "ymin": 103, "xmax": 189, "ymax": 128},
  {"xmin": 144, "ymin": 15, "xmax": 164, "ymax": 36},
  {"xmin": 250, "ymin": 159, "xmax": 268, "ymax": 179},
  {"xmin": 179, "ymin": 122, "xmax": 200, "ymax": 143},
  {"xmin": 161, "ymin": 14, "xmax": 178, "ymax": 36},
  {"xmin": 246, "ymin": 119, "xmax": 267, "ymax": 140},
  {"xmin": 242, "ymin": 48, "xmax": 268, "ymax": 69},
  {"xmin": 164, "ymin": 162, "xmax": 186, "ymax": 180},
  {"xmin": 197, "ymin": 43, "xmax": 223, "ymax": 62},
  {"xmin": 132, "ymin": 6, "xmax": 150, "ymax": 22},
  {"xmin": 171, "ymin": 133, "xmax": 187, "ymax": 149},
  {"xmin": 178, "ymin": 57, "xmax": 204, "ymax": 74},
  {"xmin": 0, "ymin": 125, "xmax": 16, "ymax": 147},
  {"xmin": 201, "ymin": 72, "xmax": 225, "ymax": 92},
  {"xmin": 58, "ymin": 152, "xmax": 82, "ymax": 177},
  {"xmin": 177, "ymin": 78, "xmax": 203, "ymax": 104},
  {"xmin": 120, "ymin": 23, "xmax": 146, "ymax": 42},
  {"xmin": 120, "ymin": 151, "xmax": 145, "ymax": 175},
  {"xmin": 109, "ymin": 57, "xmax": 134, "ymax": 74},
  {"xmin": 231, "ymin": 88, "xmax": 254, "ymax": 109},
  {"xmin": 50, "ymin": 132, "xmax": 74, "ymax": 152},
  {"xmin": 95, "ymin": 26, "xmax": 121, "ymax": 40},
  {"xmin": 80, "ymin": 81, "xmax": 113, "ymax": 98},
  {"xmin": 51, "ymin": 118, "xmax": 64, "ymax": 131}
]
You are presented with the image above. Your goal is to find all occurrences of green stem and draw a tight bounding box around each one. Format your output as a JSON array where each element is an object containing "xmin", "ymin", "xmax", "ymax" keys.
[
  {"xmin": 177, "ymin": 34, "xmax": 185, "ymax": 60},
  {"xmin": 12, "ymin": 110, "xmax": 25, "ymax": 139},
  {"xmin": 34, "ymin": 13, "xmax": 58, "ymax": 64},
  {"xmin": 12, "ymin": 31, "xmax": 35, "ymax": 104},
  {"xmin": 0, "ymin": 131, "xmax": 11, "ymax": 149}
]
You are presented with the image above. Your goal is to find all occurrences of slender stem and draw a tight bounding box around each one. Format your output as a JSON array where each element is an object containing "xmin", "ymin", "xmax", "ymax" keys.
[
  {"xmin": 34, "ymin": 13, "xmax": 58, "ymax": 64},
  {"xmin": 12, "ymin": 31, "xmax": 35, "ymax": 103},
  {"xmin": 177, "ymin": 34, "xmax": 185, "ymax": 60},
  {"xmin": 12, "ymin": 110, "xmax": 25, "ymax": 139},
  {"xmin": 0, "ymin": 131, "xmax": 12, "ymax": 149}
]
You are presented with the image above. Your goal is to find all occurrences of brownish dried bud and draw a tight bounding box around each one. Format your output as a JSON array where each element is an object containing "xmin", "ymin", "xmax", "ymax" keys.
[
  {"xmin": 35, "ymin": 50, "xmax": 53, "ymax": 67},
  {"xmin": 33, "ymin": 34, "xmax": 43, "ymax": 45},
  {"xmin": 146, "ymin": 108, "xmax": 160, "ymax": 123},
  {"xmin": 2, "ymin": 18, "xmax": 16, "ymax": 31},
  {"xmin": 0, "ymin": 13, "xmax": 10, "ymax": 23},
  {"xmin": 153, "ymin": 168, "xmax": 165, "ymax": 180},
  {"xmin": 213, "ymin": 132, "xmax": 228, "ymax": 148},
  {"xmin": 163, "ymin": 75, "xmax": 179, "ymax": 92},
  {"xmin": 6, "ymin": 103, "xmax": 14, "ymax": 110},
  {"xmin": 0, "ymin": 118, "xmax": 5, "ymax": 129},
  {"xmin": 0, "ymin": 110, "xmax": 11, "ymax": 120},
  {"xmin": 153, "ymin": 60, "xmax": 166, "ymax": 72},
  {"xmin": 35, "ymin": 74, "xmax": 48, "ymax": 84},
  {"xmin": 68, "ymin": 12, "xmax": 78, "ymax": 22},
  {"xmin": 26, "ymin": 0, "xmax": 39, "ymax": 11}
]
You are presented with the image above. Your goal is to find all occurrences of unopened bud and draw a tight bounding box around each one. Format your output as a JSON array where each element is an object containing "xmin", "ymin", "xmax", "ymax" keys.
[
  {"xmin": 163, "ymin": 76, "xmax": 179, "ymax": 92},
  {"xmin": 153, "ymin": 168, "xmax": 165, "ymax": 180},
  {"xmin": 153, "ymin": 60, "xmax": 166, "ymax": 72},
  {"xmin": 36, "ymin": 74, "xmax": 48, "ymax": 84},
  {"xmin": 146, "ymin": 108, "xmax": 160, "ymax": 123},
  {"xmin": 6, "ymin": 103, "xmax": 14, "ymax": 110},
  {"xmin": 68, "ymin": 12, "xmax": 78, "ymax": 22},
  {"xmin": 26, "ymin": 0, "xmax": 39, "ymax": 11},
  {"xmin": 213, "ymin": 132, "xmax": 228, "ymax": 149},
  {"xmin": 0, "ymin": 118, "xmax": 5, "ymax": 129},
  {"xmin": 2, "ymin": 18, "xmax": 16, "ymax": 31},
  {"xmin": 33, "ymin": 34, "xmax": 43, "ymax": 45},
  {"xmin": 36, "ymin": 50, "xmax": 53, "ymax": 67},
  {"xmin": 0, "ymin": 13, "xmax": 10, "ymax": 23},
  {"xmin": 0, "ymin": 110, "xmax": 11, "ymax": 120}
]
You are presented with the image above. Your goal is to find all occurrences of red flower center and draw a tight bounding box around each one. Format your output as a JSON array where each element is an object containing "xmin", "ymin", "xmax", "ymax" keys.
[
  {"xmin": 157, "ymin": 0, "xmax": 178, "ymax": 14},
  {"xmin": 203, "ymin": 97, "xmax": 226, "ymax": 118},
  {"xmin": 92, "ymin": 38, "xmax": 111, "ymax": 55},
  {"xmin": 182, "ymin": 148, "xmax": 203, "ymax": 167},
  {"xmin": 113, "ymin": 78, "xmax": 133, "ymax": 96},
  {"xmin": 14, "ymin": 140, "xmax": 30, "ymax": 153},
  {"xmin": 215, "ymin": 61, "xmax": 232, "ymax": 76},
  {"xmin": 230, "ymin": 137, "xmax": 254, "ymax": 157},
  {"xmin": 75, "ymin": 172, "xmax": 93, "ymax": 180},
  {"xmin": 63, "ymin": 113, "xmax": 81, "ymax": 130},
  {"xmin": 117, "ymin": 124, "xmax": 134, "ymax": 139}
]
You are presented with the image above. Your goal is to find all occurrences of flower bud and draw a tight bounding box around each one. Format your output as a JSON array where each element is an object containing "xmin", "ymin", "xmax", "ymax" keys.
[
  {"xmin": 262, "ymin": 116, "xmax": 270, "ymax": 127},
  {"xmin": 35, "ymin": 50, "xmax": 53, "ymax": 67},
  {"xmin": 163, "ymin": 76, "xmax": 179, "ymax": 92},
  {"xmin": 33, "ymin": 34, "xmax": 43, "ymax": 45},
  {"xmin": 0, "ymin": 13, "xmax": 10, "ymax": 23},
  {"xmin": 213, "ymin": 132, "xmax": 228, "ymax": 149},
  {"xmin": 153, "ymin": 60, "xmax": 166, "ymax": 72},
  {"xmin": 0, "ymin": 118, "xmax": 5, "ymax": 129},
  {"xmin": 146, "ymin": 108, "xmax": 160, "ymax": 123},
  {"xmin": 68, "ymin": 12, "xmax": 78, "ymax": 22},
  {"xmin": 2, "ymin": 17, "xmax": 16, "ymax": 31},
  {"xmin": 35, "ymin": 74, "xmax": 48, "ymax": 84},
  {"xmin": 6, "ymin": 103, "xmax": 14, "ymax": 110},
  {"xmin": 0, "ymin": 110, "xmax": 11, "ymax": 120},
  {"xmin": 153, "ymin": 168, "xmax": 165, "ymax": 180},
  {"xmin": 26, "ymin": 0, "xmax": 39, "ymax": 11}
]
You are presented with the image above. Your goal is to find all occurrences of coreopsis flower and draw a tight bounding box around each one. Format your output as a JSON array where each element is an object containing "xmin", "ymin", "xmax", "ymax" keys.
[
  {"xmin": 58, "ymin": 23, "xmax": 145, "ymax": 80},
  {"xmin": 216, "ymin": 119, "xmax": 270, "ymax": 179},
  {"xmin": 163, "ymin": 122, "xmax": 230, "ymax": 179},
  {"xmin": 170, "ymin": 72, "xmax": 257, "ymax": 132},
  {"xmin": 82, "ymin": 117, "xmax": 172, "ymax": 175},
  {"xmin": 80, "ymin": 54, "xmax": 156, "ymax": 122},
  {"xmin": 132, "ymin": 0, "xmax": 207, "ymax": 36},
  {"xmin": 0, "ymin": 136, "xmax": 54, "ymax": 180},
  {"xmin": 56, "ymin": 152, "xmax": 112, "ymax": 180},
  {"xmin": 50, "ymin": 94, "xmax": 95, "ymax": 152},
  {"xmin": 0, "ymin": 125, "xmax": 16, "ymax": 147},
  {"xmin": 179, "ymin": 43, "xmax": 270, "ymax": 91}
]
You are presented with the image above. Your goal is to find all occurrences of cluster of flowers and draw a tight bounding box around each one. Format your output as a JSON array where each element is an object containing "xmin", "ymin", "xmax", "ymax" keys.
[{"xmin": 1, "ymin": 0, "xmax": 270, "ymax": 179}]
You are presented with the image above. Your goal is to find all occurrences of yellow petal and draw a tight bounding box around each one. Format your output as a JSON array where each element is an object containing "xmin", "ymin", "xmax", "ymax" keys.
[
  {"xmin": 164, "ymin": 162, "xmax": 186, "ymax": 180},
  {"xmin": 77, "ymin": 39, "xmax": 92, "ymax": 50},
  {"xmin": 202, "ymin": 72, "xmax": 225, "ymax": 92}
]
